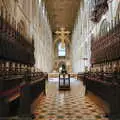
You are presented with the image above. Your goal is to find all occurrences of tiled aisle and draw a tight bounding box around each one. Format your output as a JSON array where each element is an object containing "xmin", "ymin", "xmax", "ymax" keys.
[{"xmin": 32, "ymin": 78, "xmax": 108, "ymax": 120}]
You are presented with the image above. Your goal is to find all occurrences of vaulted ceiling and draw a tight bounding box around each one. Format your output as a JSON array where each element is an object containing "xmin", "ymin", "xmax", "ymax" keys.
[{"xmin": 45, "ymin": 0, "xmax": 81, "ymax": 32}]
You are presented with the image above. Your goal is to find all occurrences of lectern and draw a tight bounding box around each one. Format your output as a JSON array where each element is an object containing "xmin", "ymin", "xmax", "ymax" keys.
[{"xmin": 59, "ymin": 73, "xmax": 70, "ymax": 90}]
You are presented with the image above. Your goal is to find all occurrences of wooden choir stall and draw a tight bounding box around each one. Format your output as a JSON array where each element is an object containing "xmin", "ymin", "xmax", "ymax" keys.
[
  {"xmin": 83, "ymin": 14, "xmax": 120, "ymax": 119},
  {"xmin": 0, "ymin": 7, "xmax": 48, "ymax": 118}
]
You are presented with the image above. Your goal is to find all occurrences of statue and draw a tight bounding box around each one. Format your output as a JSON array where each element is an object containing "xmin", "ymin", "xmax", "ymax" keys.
[{"xmin": 61, "ymin": 64, "xmax": 67, "ymax": 74}]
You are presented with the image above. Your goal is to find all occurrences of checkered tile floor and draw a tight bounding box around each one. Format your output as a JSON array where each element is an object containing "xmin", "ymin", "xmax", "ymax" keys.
[{"xmin": 32, "ymin": 78, "xmax": 109, "ymax": 120}]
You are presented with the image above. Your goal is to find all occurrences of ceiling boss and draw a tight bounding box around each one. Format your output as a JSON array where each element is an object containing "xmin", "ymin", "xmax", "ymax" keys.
[{"xmin": 55, "ymin": 28, "xmax": 70, "ymax": 48}]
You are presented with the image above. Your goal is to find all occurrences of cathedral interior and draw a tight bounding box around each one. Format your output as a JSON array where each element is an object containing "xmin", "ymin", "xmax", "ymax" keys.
[{"xmin": 0, "ymin": 0, "xmax": 120, "ymax": 120}]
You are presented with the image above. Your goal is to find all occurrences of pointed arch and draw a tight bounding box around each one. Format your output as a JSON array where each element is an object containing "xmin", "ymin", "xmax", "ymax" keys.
[
  {"xmin": 116, "ymin": 2, "xmax": 120, "ymax": 15},
  {"xmin": 99, "ymin": 19, "xmax": 110, "ymax": 37},
  {"xmin": 116, "ymin": 2, "xmax": 120, "ymax": 18},
  {"xmin": 17, "ymin": 20, "xmax": 27, "ymax": 36}
]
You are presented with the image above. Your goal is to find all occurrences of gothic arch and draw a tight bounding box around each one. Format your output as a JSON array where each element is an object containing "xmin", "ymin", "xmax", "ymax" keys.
[
  {"xmin": 17, "ymin": 20, "xmax": 27, "ymax": 36},
  {"xmin": 2, "ymin": 0, "xmax": 10, "ymax": 10},
  {"xmin": 115, "ymin": 2, "xmax": 120, "ymax": 16},
  {"xmin": 99, "ymin": 19, "xmax": 110, "ymax": 37},
  {"xmin": 54, "ymin": 37, "xmax": 70, "ymax": 58},
  {"xmin": 116, "ymin": 2, "xmax": 120, "ymax": 18}
]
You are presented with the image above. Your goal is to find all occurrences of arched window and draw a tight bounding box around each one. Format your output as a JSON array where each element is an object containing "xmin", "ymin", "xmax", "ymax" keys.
[{"xmin": 58, "ymin": 43, "xmax": 66, "ymax": 56}]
